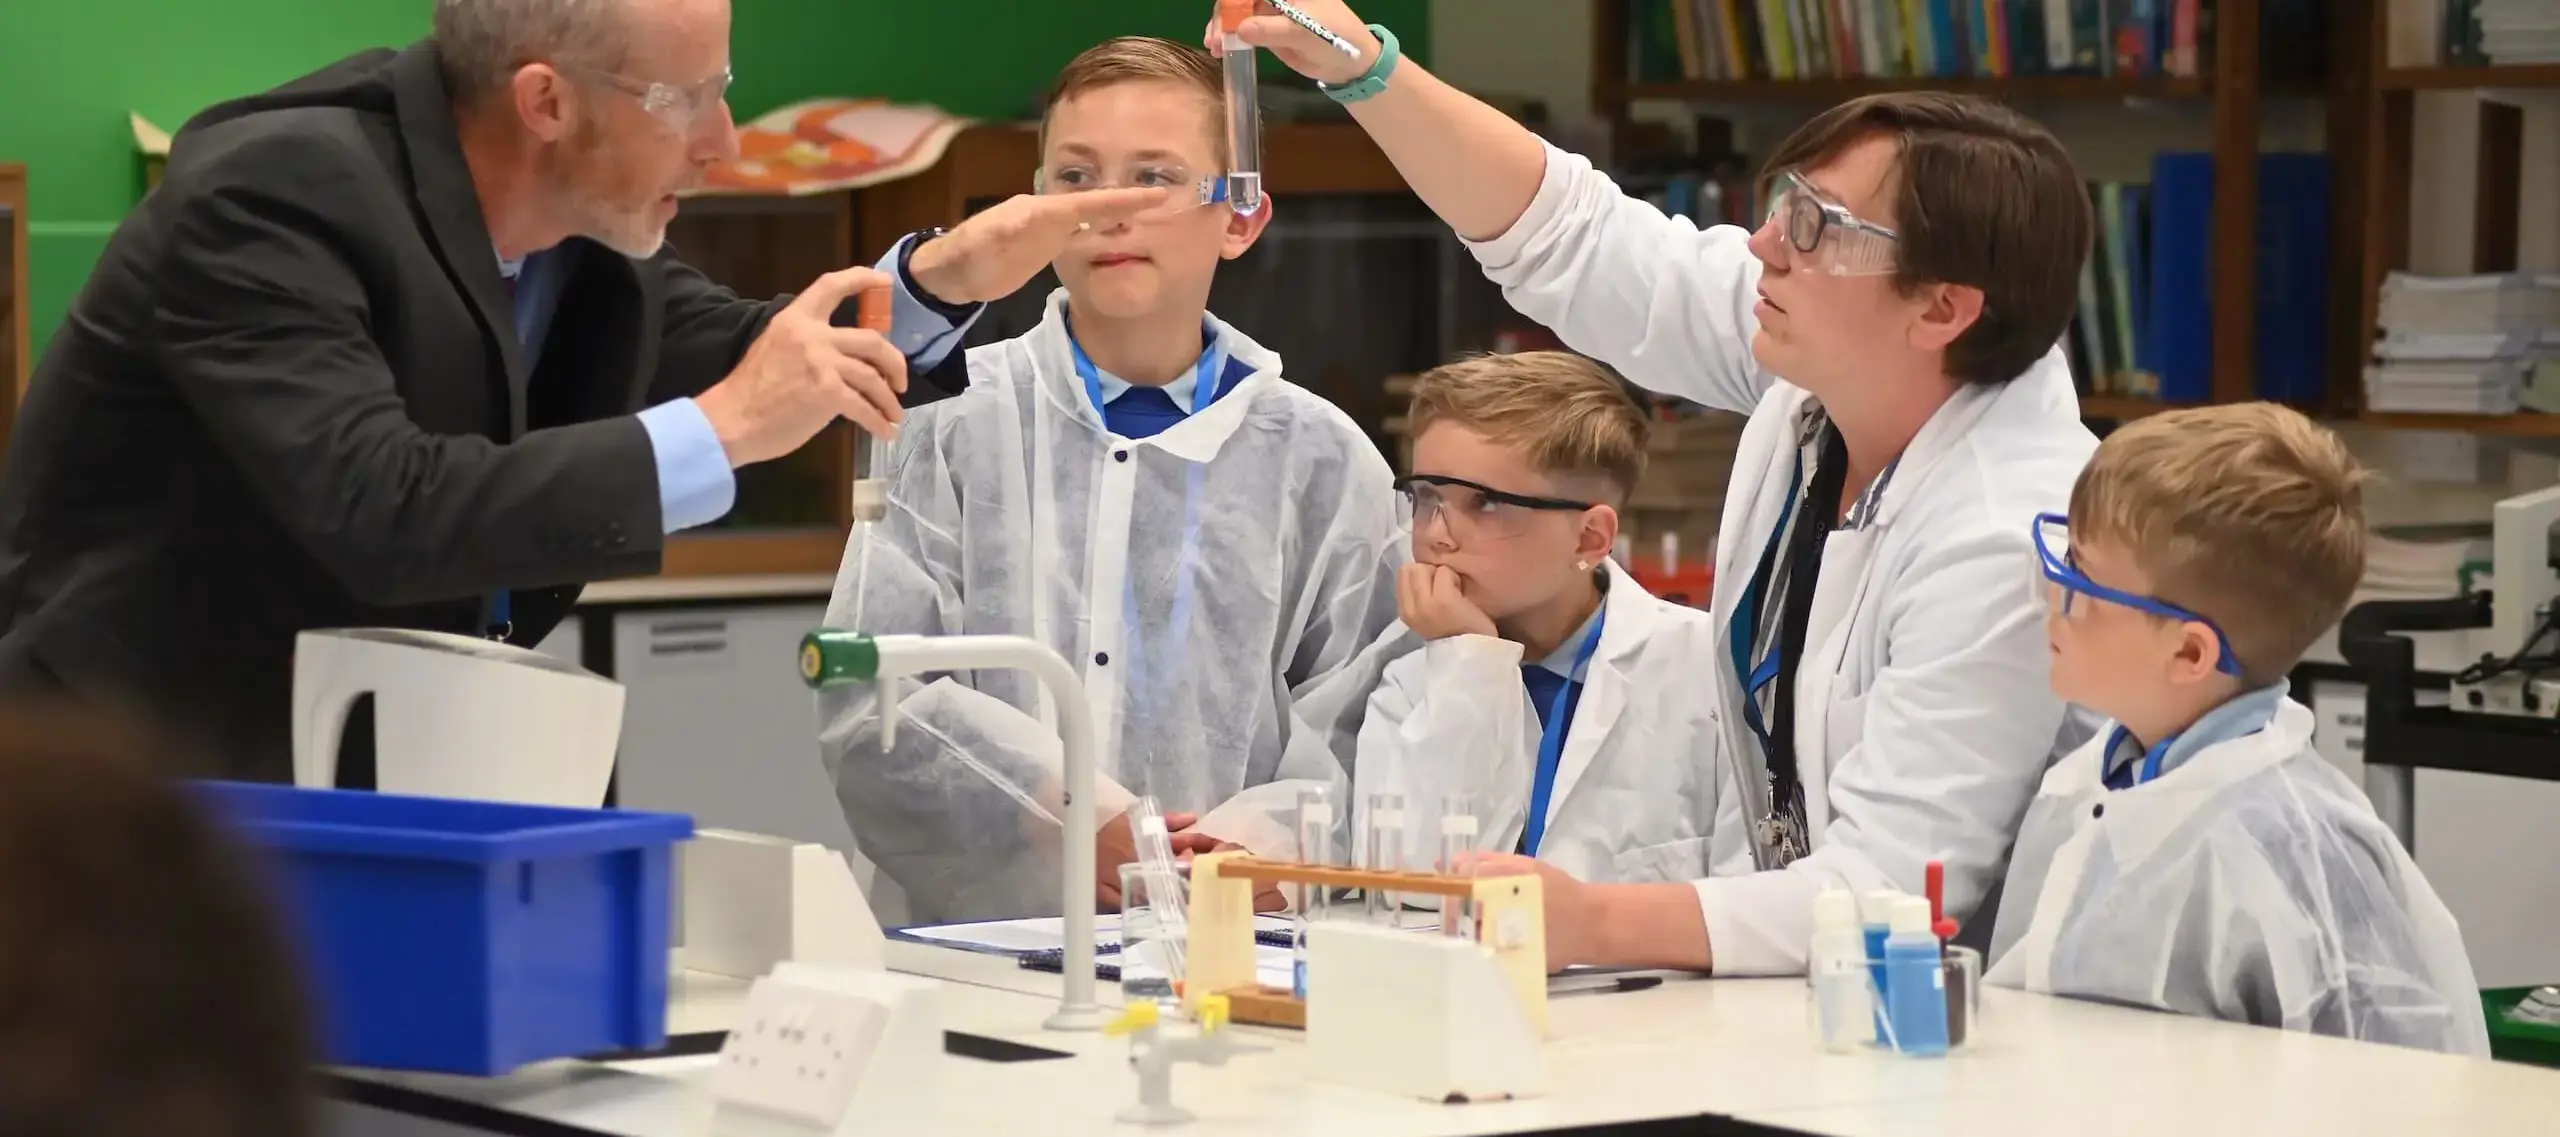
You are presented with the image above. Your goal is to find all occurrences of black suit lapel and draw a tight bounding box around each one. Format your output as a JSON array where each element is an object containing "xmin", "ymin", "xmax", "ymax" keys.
[{"xmin": 388, "ymin": 42, "xmax": 530, "ymax": 437}]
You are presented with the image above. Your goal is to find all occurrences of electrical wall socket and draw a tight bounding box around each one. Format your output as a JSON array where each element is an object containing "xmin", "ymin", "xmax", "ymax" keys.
[{"xmin": 708, "ymin": 964, "xmax": 943, "ymax": 1136}]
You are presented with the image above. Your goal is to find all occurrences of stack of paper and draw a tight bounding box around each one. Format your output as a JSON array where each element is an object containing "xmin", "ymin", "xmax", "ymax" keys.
[
  {"xmin": 2366, "ymin": 273, "xmax": 2560, "ymax": 415},
  {"xmin": 2478, "ymin": 1, "xmax": 2560, "ymax": 64}
]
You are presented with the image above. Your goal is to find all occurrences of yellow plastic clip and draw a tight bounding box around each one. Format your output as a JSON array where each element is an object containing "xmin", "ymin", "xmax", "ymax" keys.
[
  {"xmin": 1197, "ymin": 994, "xmax": 1230, "ymax": 1033},
  {"xmin": 1105, "ymin": 1000, "xmax": 1161, "ymax": 1037}
]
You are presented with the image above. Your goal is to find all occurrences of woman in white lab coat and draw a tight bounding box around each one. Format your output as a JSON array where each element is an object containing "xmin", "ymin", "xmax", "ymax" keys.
[{"xmin": 1229, "ymin": 6, "xmax": 2103, "ymax": 973}]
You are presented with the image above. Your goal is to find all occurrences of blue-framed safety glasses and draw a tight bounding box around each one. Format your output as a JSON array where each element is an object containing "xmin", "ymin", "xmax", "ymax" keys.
[{"xmin": 2032, "ymin": 513, "xmax": 2244, "ymax": 677}]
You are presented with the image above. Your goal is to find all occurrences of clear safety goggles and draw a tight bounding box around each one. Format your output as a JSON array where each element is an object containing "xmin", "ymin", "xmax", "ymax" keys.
[
  {"xmin": 2032, "ymin": 513, "xmax": 2245, "ymax": 677},
  {"xmin": 586, "ymin": 65, "xmax": 733, "ymax": 136},
  {"xmin": 1763, "ymin": 170, "xmax": 1899, "ymax": 277},
  {"xmin": 1396, "ymin": 475, "xmax": 1594, "ymax": 545},
  {"xmin": 1034, "ymin": 163, "xmax": 1232, "ymax": 219}
]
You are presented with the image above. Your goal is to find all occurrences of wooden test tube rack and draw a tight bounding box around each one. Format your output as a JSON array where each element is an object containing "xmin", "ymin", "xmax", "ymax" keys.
[{"xmin": 1180, "ymin": 851, "xmax": 1548, "ymax": 1031}]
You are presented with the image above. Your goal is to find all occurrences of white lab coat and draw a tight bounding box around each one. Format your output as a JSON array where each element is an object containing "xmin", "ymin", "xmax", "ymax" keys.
[
  {"xmin": 1347, "ymin": 561, "xmax": 1755, "ymax": 884},
  {"xmin": 816, "ymin": 291, "xmax": 1404, "ymax": 924},
  {"xmin": 1462, "ymin": 142, "xmax": 2099, "ymax": 975},
  {"xmin": 1985, "ymin": 698, "xmax": 2491, "ymax": 1056}
]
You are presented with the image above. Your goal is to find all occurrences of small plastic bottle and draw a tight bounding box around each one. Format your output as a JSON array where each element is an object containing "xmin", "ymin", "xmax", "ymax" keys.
[
  {"xmin": 1808, "ymin": 888, "xmax": 1872, "ymax": 1054},
  {"xmin": 1862, "ymin": 889, "xmax": 1898, "ymax": 1043},
  {"xmin": 1882, "ymin": 896, "xmax": 1950, "ymax": 1056}
]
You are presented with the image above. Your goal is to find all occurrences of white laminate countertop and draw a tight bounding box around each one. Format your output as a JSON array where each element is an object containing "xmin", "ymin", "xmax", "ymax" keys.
[
  {"xmin": 329, "ymin": 941, "xmax": 2560, "ymax": 1137},
  {"xmin": 576, "ymin": 574, "xmax": 836, "ymax": 606}
]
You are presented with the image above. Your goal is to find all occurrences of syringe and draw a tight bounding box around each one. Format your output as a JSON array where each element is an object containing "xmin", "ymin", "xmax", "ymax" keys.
[
  {"xmin": 848, "ymin": 285, "xmax": 894, "ymax": 682},
  {"xmin": 1216, "ymin": 0, "xmax": 1265, "ymax": 216},
  {"xmin": 851, "ymin": 284, "xmax": 894, "ymax": 526}
]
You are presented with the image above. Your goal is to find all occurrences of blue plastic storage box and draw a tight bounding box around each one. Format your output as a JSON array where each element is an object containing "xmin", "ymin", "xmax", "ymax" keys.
[{"xmin": 192, "ymin": 782, "xmax": 694, "ymax": 1076}]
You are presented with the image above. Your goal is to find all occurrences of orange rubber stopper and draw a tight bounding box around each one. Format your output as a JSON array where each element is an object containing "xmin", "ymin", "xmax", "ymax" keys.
[{"xmin": 856, "ymin": 284, "xmax": 892, "ymax": 333}]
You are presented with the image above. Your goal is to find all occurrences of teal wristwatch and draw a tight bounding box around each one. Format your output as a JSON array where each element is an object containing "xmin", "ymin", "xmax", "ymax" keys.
[{"xmin": 1320, "ymin": 23, "xmax": 1400, "ymax": 105}]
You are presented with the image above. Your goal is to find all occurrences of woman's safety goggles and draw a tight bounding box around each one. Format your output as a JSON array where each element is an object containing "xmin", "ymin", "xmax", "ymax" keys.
[
  {"xmin": 2033, "ymin": 513, "xmax": 2244, "ymax": 677},
  {"xmin": 1765, "ymin": 170, "xmax": 1899, "ymax": 277},
  {"xmin": 1035, "ymin": 164, "xmax": 1232, "ymax": 219},
  {"xmin": 1396, "ymin": 475, "xmax": 1594, "ymax": 543}
]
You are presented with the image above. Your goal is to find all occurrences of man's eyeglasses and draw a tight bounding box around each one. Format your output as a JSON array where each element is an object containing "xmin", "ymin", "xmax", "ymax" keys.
[
  {"xmin": 2032, "ymin": 512, "xmax": 2244, "ymax": 677},
  {"xmin": 1395, "ymin": 475, "xmax": 1594, "ymax": 543},
  {"xmin": 1764, "ymin": 169, "xmax": 1898, "ymax": 277},
  {"xmin": 583, "ymin": 66, "xmax": 733, "ymax": 134}
]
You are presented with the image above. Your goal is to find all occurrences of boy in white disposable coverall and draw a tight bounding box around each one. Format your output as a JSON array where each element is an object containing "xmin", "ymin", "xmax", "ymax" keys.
[
  {"xmin": 1987, "ymin": 403, "xmax": 2488, "ymax": 1056},
  {"xmin": 1348, "ymin": 351, "xmax": 1747, "ymax": 885},
  {"xmin": 816, "ymin": 37, "xmax": 1402, "ymax": 924}
]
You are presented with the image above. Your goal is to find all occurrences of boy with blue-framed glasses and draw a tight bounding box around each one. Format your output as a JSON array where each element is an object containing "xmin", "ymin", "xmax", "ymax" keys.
[{"xmin": 1985, "ymin": 403, "xmax": 2486, "ymax": 1055}]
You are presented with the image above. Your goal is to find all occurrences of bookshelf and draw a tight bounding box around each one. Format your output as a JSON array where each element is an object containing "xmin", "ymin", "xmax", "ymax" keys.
[
  {"xmin": 2380, "ymin": 62, "xmax": 2560, "ymax": 90},
  {"xmin": 1600, "ymin": 73, "xmax": 2213, "ymax": 102},
  {"xmin": 2077, "ymin": 394, "xmax": 2196, "ymax": 421},
  {"xmin": 1591, "ymin": 0, "xmax": 2307, "ymax": 419},
  {"xmin": 2334, "ymin": 0, "xmax": 2560, "ymax": 433}
]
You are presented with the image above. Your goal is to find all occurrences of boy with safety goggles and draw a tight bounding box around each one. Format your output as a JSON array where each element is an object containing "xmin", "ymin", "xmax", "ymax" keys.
[
  {"xmin": 816, "ymin": 37, "xmax": 1402, "ymax": 923},
  {"xmin": 1985, "ymin": 403, "xmax": 2487, "ymax": 1055},
  {"xmin": 1347, "ymin": 352, "xmax": 1746, "ymax": 889}
]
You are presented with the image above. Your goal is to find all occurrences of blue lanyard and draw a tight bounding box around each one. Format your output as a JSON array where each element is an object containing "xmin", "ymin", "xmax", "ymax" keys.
[
  {"xmin": 1069, "ymin": 333, "xmax": 1224, "ymax": 723},
  {"xmin": 1728, "ymin": 454, "xmax": 1808, "ymax": 750},
  {"xmin": 484, "ymin": 259, "xmax": 552, "ymax": 641},
  {"xmin": 1520, "ymin": 608, "xmax": 1606, "ymax": 858},
  {"xmin": 1072, "ymin": 330, "xmax": 1225, "ymax": 421},
  {"xmin": 2100, "ymin": 725, "xmax": 2175, "ymax": 790}
]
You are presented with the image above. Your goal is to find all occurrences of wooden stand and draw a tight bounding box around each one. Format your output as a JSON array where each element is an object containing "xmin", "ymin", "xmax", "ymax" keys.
[{"xmin": 1180, "ymin": 852, "xmax": 1547, "ymax": 1033}]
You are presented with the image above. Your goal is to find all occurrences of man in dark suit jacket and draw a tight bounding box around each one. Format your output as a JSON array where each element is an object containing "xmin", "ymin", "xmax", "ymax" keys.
[{"xmin": 0, "ymin": 0, "xmax": 1169, "ymax": 780}]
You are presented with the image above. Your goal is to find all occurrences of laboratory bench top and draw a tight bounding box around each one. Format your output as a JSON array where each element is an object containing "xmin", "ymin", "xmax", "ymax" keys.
[
  {"xmin": 575, "ymin": 574, "xmax": 834, "ymax": 608},
  {"xmin": 326, "ymin": 941, "xmax": 2560, "ymax": 1137}
]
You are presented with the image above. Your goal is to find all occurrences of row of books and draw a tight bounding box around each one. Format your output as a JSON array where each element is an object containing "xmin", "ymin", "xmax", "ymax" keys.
[
  {"xmin": 1626, "ymin": 0, "xmax": 2215, "ymax": 83},
  {"xmin": 2071, "ymin": 153, "xmax": 2330, "ymax": 404}
]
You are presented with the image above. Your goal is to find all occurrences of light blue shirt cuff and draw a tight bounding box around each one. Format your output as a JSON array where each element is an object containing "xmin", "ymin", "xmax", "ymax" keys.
[
  {"xmin": 638, "ymin": 398, "xmax": 737, "ymax": 533},
  {"xmin": 876, "ymin": 233, "xmax": 981, "ymax": 372}
]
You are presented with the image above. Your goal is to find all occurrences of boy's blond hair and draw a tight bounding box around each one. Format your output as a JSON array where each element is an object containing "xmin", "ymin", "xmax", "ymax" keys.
[
  {"xmin": 1407, "ymin": 351, "xmax": 1651, "ymax": 505},
  {"xmin": 1039, "ymin": 36, "xmax": 1231, "ymax": 164},
  {"xmin": 2069, "ymin": 403, "xmax": 2368, "ymax": 685}
]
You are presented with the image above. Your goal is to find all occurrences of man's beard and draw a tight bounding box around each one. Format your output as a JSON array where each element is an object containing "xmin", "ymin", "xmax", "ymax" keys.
[{"xmin": 554, "ymin": 121, "xmax": 669, "ymax": 259}]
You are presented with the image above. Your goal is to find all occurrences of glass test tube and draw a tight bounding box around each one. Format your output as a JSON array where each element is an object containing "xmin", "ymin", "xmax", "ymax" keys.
[
  {"xmin": 1437, "ymin": 793, "xmax": 1479, "ymax": 939},
  {"xmin": 1217, "ymin": 0, "xmax": 1265, "ymax": 216},
  {"xmin": 1364, "ymin": 792, "xmax": 1405, "ymax": 924},
  {"xmin": 1126, "ymin": 796, "xmax": 1187, "ymax": 985},
  {"xmin": 1292, "ymin": 786, "xmax": 1336, "ymax": 998}
]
